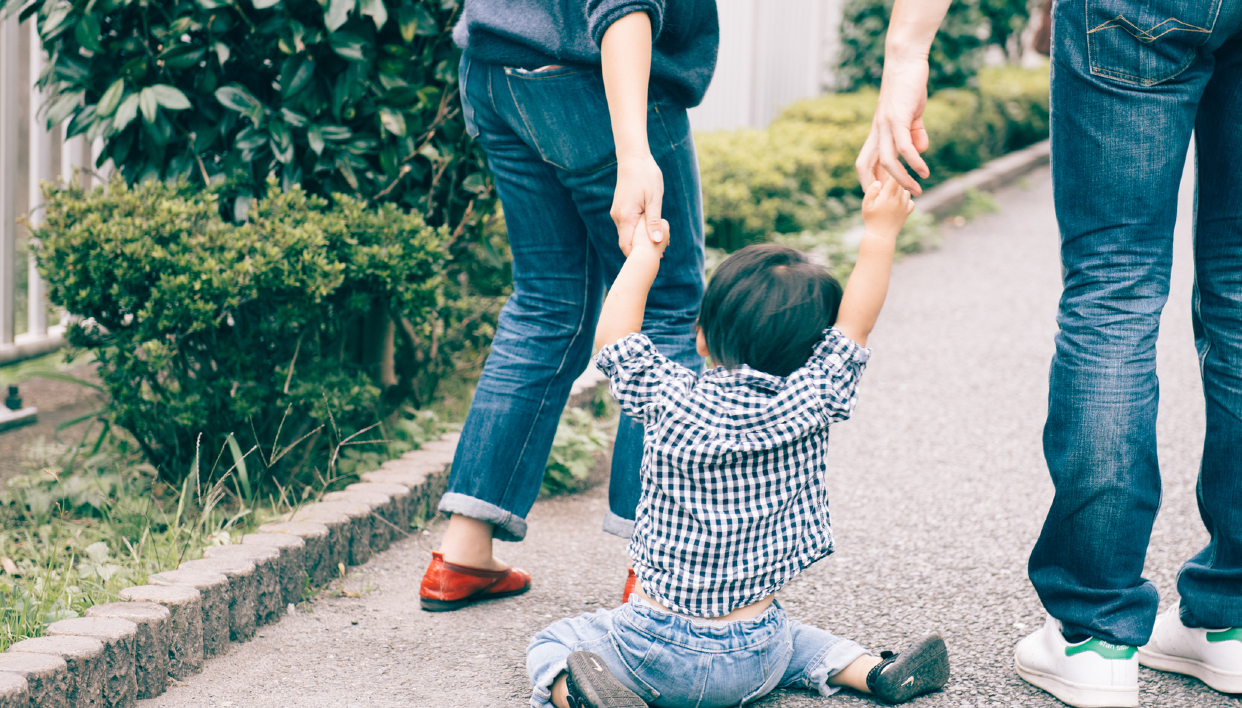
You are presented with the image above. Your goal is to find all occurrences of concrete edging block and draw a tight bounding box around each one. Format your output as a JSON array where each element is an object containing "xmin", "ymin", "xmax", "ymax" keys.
[
  {"xmin": 202, "ymin": 545, "xmax": 283, "ymax": 626},
  {"xmin": 255, "ymin": 521, "xmax": 332, "ymax": 587},
  {"xmin": 119, "ymin": 585, "xmax": 204, "ymax": 678},
  {"xmin": 146, "ymin": 570, "xmax": 230, "ymax": 658},
  {"xmin": 45, "ymin": 617, "xmax": 138, "ymax": 708},
  {"xmin": 0, "ymin": 653, "xmax": 69, "ymax": 708},
  {"xmin": 9, "ymin": 635, "xmax": 107, "ymax": 708},
  {"xmin": 320, "ymin": 491, "xmax": 401, "ymax": 551},
  {"xmin": 175, "ymin": 559, "xmax": 258, "ymax": 644},
  {"xmin": 242, "ymin": 532, "xmax": 307, "ymax": 607},
  {"xmin": 289, "ymin": 501, "xmax": 375, "ymax": 567},
  {"xmin": 83, "ymin": 604, "xmax": 169, "ymax": 699},
  {"xmin": 0, "ymin": 672, "xmax": 28, "ymax": 708}
]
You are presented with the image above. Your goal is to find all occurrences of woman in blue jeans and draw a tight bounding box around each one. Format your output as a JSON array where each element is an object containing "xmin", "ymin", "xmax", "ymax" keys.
[{"xmin": 418, "ymin": 1, "xmax": 718, "ymax": 610}]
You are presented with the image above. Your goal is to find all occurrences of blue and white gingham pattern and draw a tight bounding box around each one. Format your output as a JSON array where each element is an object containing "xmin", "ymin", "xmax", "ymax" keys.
[{"xmin": 594, "ymin": 328, "xmax": 870, "ymax": 618}]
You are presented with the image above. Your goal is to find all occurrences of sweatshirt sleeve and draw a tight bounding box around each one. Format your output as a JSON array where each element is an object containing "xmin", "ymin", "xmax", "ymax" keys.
[{"xmin": 587, "ymin": 0, "xmax": 665, "ymax": 47}]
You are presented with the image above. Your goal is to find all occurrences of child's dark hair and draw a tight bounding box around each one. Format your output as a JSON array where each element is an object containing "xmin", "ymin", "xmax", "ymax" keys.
[{"xmin": 697, "ymin": 244, "xmax": 843, "ymax": 378}]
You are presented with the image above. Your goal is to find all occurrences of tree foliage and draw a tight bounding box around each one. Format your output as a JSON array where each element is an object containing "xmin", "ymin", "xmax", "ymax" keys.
[{"xmin": 836, "ymin": 0, "xmax": 1031, "ymax": 92}]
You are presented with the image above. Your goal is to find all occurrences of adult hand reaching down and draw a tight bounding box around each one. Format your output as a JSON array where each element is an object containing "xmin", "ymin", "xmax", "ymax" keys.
[{"xmin": 853, "ymin": 0, "xmax": 952, "ymax": 195}]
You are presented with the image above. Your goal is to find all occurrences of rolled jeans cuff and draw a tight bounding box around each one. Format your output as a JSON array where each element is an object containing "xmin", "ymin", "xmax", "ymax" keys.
[
  {"xmin": 438, "ymin": 492, "xmax": 529, "ymax": 542},
  {"xmin": 805, "ymin": 640, "xmax": 871, "ymax": 697},
  {"xmin": 602, "ymin": 510, "xmax": 634, "ymax": 540}
]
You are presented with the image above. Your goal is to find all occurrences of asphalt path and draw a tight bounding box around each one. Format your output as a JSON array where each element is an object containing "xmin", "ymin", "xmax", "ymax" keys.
[{"xmin": 141, "ymin": 156, "xmax": 1230, "ymax": 708}]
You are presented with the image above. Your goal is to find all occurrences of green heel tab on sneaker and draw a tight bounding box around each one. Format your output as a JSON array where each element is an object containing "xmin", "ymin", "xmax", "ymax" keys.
[
  {"xmin": 1207, "ymin": 628, "xmax": 1242, "ymax": 643},
  {"xmin": 1064, "ymin": 638, "xmax": 1137, "ymax": 660}
]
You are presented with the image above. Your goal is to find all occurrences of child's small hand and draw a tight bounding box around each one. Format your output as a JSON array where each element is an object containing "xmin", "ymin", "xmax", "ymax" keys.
[
  {"xmin": 627, "ymin": 217, "xmax": 670, "ymax": 260},
  {"xmin": 861, "ymin": 177, "xmax": 915, "ymax": 238}
]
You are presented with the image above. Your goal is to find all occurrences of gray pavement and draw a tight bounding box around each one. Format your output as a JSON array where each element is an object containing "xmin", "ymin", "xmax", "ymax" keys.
[{"xmin": 139, "ymin": 157, "xmax": 1231, "ymax": 708}]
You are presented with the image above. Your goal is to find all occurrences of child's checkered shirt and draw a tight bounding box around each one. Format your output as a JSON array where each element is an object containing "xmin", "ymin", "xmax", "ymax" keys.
[{"xmin": 594, "ymin": 328, "xmax": 870, "ymax": 618}]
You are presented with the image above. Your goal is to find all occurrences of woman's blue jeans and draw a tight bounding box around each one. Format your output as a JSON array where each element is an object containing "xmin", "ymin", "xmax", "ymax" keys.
[
  {"xmin": 438, "ymin": 56, "xmax": 705, "ymax": 542},
  {"xmin": 1032, "ymin": 0, "xmax": 1242, "ymax": 646}
]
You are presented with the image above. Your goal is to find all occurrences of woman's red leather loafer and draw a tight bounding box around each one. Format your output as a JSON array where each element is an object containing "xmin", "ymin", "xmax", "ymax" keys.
[{"xmin": 419, "ymin": 551, "xmax": 532, "ymax": 611}]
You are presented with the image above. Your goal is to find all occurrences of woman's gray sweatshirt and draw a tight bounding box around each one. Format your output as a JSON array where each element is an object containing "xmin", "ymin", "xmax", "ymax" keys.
[{"xmin": 452, "ymin": 0, "xmax": 719, "ymax": 107}]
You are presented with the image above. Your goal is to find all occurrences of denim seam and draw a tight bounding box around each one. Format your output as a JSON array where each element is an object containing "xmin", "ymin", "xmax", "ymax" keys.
[
  {"xmin": 619, "ymin": 610, "xmax": 781, "ymax": 653},
  {"xmin": 1084, "ymin": 1, "xmax": 1224, "ymax": 87},
  {"xmin": 606, "ymin": 633, "xmax": 662, "ymax": 700},
  {"xmin": 502, "ymin": 72, "xmax": 582, "ymax": 172},
  {"xmin": 652, "ymin": 105, "xmax": 699, "ymax": 249},
  {"xmin": 495, "ymin": 231, "xmax": 596, "ymax": 512},
  {"xmin": 505, "ymin": 66, "xmax": 593, "ymax": 80}
]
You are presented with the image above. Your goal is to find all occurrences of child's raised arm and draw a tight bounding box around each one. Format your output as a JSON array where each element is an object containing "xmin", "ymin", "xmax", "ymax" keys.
[
  {"xmin": 594, "ymin": 218, "xmax": 671, "ymax": 350},
  {"xmin": 834, "ymin": 177, "xmax": 913, "ymax": 347}
]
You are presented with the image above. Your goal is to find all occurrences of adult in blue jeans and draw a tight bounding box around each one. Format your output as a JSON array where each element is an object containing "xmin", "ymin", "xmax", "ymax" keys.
[
  {"xmin": 418, "ymin": 1, "xmax": 717, "ymax": 611},
  {"xmin": 860, "ymin": 1, "xmax": 1242, "ymax": 706}
]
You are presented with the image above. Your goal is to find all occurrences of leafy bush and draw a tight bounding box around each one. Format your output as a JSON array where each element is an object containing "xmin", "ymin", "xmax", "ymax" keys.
[
  {"xmin": 697, "ymin": 66, "xmax": 1049, "ymax": 251},
  {"xmin": 4, "ymin": 0, "xmax": 486, "ymax": 221},
  {"xmin": 3, "ymin": 0, "xmax": 509, "ymax": 469},
  {"xmin": 836, "ymin": 0, "xmax": 990, "ymax": 92},
  {"xmin": 34, "ymin": 177, "xmax": 449, "ymax": 484}
]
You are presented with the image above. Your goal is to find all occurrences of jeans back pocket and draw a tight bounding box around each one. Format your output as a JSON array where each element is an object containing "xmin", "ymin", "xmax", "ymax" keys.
[
  {"xmin": 504, "ymin": 67, "xmax": 618, "ymax": 174},
  {"xmin": 1086, "ymin": 0, "xmax": 1220, "ymax": 85}
]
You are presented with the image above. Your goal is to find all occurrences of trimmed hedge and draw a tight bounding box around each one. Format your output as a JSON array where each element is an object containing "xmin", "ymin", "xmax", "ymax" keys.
[
  {"xmin": 697, "ymin": 65, "xmax": 1050, "ymax": 252},
  {"xmin": 35, "ymin": 177, "xmax": 449, "ymax": 485}
]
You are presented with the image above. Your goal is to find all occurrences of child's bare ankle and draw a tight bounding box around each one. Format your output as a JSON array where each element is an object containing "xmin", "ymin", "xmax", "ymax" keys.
[
  {"xmin": 830, "ymin": 654, "xmax": 884, "ymax": 692},
  {"xmin": 550, "ymin": 671, "xmax": 570, "ymax": 708}
]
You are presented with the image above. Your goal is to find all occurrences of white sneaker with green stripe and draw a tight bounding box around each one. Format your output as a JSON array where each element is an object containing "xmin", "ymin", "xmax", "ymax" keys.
[
  {"xmin": 1138, "ymin": 605, "xmax": 1242, "ymax": 693},
  {"xmin": 1014, "ymin": 615, "xmax": 1138, "ymax": 708}
]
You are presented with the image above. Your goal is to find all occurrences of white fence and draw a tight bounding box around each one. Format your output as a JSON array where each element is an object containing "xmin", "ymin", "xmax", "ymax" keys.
[
  {"xmin": 0, "ymin": 17, "xmax": 103, "ymax": 365},
  {"xmin": 689, "ymin": 0, "xmax": 845, "ymax": 132}
]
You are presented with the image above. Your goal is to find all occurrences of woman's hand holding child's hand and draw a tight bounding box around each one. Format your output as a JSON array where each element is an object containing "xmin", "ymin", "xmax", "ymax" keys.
[
  {"xmin": 861, "ymin": 177, "xmax": 915, "ymax": 239},
  {"xmin": 629, "ymin": 217, "xmax": 671, "ymax": 260}
]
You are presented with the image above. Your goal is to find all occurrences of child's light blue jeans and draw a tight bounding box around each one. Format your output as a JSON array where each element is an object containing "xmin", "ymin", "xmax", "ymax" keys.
[{"xmin": 527, "ymin": 596, "xmax": 869, "ymax": 708}]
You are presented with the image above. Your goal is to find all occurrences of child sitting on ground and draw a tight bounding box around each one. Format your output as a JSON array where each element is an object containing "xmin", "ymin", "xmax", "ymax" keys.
[{"xmin": 526, "ymin": 177, "xmax": 950, "ymax": 708}]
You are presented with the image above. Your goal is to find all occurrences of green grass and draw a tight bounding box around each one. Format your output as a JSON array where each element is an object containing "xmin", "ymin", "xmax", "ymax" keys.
[{"xmin": 0, "ymin": 368, "xmax": 617, "ymax": 651}]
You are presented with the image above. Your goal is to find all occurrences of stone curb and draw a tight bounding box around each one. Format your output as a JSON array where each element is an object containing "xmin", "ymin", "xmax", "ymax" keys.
[
  {"xmin": 843, "ymin": 138, "xmax": 1051, "ymax": 245},
  {"xmin": 2, "ymin": 367, "xmax": 611, "ymax": 706}
]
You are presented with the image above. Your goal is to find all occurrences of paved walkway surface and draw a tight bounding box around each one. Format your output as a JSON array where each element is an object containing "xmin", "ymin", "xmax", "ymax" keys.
[{"xmin": 140, "ymin": 161, "xmax": 1228, "ymax": 708}]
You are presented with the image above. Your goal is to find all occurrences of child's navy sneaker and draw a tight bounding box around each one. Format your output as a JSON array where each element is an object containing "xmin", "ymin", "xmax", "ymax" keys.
[
  {"xmin": 866, "ymin": 632, "xmax": 951, "ymax": 704},
  {"xmin": 565, "ymin": 651, "xmax": 646, "ymax": 708}
]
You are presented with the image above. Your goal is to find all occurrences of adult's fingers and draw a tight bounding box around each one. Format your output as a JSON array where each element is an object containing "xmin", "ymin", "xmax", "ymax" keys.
[
  {"xmin": 855, "ymin": 128, "xmax": 881, "ymax": 188},
  {"xmin": 615, "ymin": 210, "xmax": 639, "ymax": 256},
  {"xmin": 645, "ymin": 194, "xmax": 665, "ymax": 243},
  {"xmin": 894, "ymin": 126, "xmax": 930, "ymax": 181},
  {"xmin": 878, "ymin": 121, "xmax": 922, "ymax": 196}
]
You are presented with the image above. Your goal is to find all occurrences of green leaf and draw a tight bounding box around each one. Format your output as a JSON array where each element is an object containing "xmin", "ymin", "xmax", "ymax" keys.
[
  {"xmin": 113, "ymin": 94, "xmax": 140, "ymax": 130},
  {"xmin": 307, "ymin": 125, "xmax": 325, "ymax": 155},
  {"xmin": 324, "ymin": 0, "xmax": 355, "ymax": 32},
  {"xmin": 281, "ymin": 56, "xmax": 315, "ymax": 100},
  {"xmin": 150, "ymin": 85, "xmax": 191, "ymax": 111},
  {"xmin": 74, "ymin": 13, "xmax": 103, "ymax": 52},
  {"xmin": 379, "ymin": 108, "xmax": 406, "ymax": 137},
  {"xmin": 213, "ymin": 42, "xmax": 231, "ymax": 67},
  {"xmin": 329, "ymin": 31, "xmax": 367, "ymax": 62},
  {"xmin": 461, "ymin": 173, "xmax": 487, "ymax": 194},
  {"xmin": 139, "ymin": 87, "xmax": 159, "ymax": 123},
  {"xmin": 215, "ymin": 85, "xmax": 265, "ymax": 125},
  {"xmin": 360, "ymin": 0, "xmax": 386, "ymax": 30},
  {"xmin": 40, "ymin": 7, "xmax": 74, "ymax": 39},
  {"xmin": 160, "ymin": 45, "xmax": 207, "ymax": 70},
  {"xmin": 412, "ymin": 4, "xmax": 438, "ymax": 35},
  {"xmin": 97, "ymin": 80, "xmax": 126, "ymax": 117},
  {"xmin": 397, "ymin": 2, "xmax": 418, "ymax": 42},
  {"xmin": 281, "ymin": 108, "xmax": 309, "ymax": 127},
  {"xmin": 43, "ymin": 90, "xmax": 84, "ymax": 127}
]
